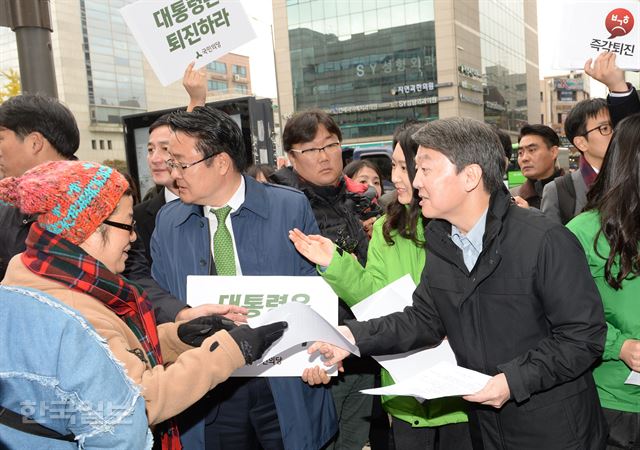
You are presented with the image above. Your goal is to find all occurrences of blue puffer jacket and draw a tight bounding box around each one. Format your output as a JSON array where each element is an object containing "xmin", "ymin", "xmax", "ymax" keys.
[{"xmin": 151, "ymin": 175, "xmax": 337, "ymax": 450}]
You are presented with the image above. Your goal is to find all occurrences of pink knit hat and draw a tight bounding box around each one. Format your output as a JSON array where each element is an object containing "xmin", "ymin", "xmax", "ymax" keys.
[{"xmin": 0, "ymin": 160, "xmax": 129, "ymax": 244}]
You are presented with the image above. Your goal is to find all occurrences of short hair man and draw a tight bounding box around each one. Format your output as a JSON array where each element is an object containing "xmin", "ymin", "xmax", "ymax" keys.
[
  {"xmin": 541, "ymin": 98, "xmax": 612, "ymax": 224},
  {"xmin": 272, "ymin": 109, "xmax": 376, "ymax": 450},
  {"xmin": 0, "ymin": 95, "xmax": 80, "ymax": 278},
  {"xmin": 150, "ymin": 106, "xmax": 336, "ymax": 450},
  {"xmin": 313, "ymin": 117, "xmax": 608, "ymax": 449},
  {"xmin": 511, "ymin": 124, "xmax": 562, "ymax": 208}
]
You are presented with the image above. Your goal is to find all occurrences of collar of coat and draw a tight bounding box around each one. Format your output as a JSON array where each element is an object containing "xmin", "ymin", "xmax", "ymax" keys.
[
  {"xmin": 425, "ymin": 186, "xmax": 511, "ymax": 273},
  {"xmin": 173, "ymin": 174, "xmax": 270, "ymax": 226}
]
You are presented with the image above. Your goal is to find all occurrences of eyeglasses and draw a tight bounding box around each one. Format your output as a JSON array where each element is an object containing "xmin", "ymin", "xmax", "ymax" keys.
[
  {"xmin": 165, "ymin": 153, "xmax": 217, "ymax": 172},
  {"xmin": 582, "ymin": 123, "xmax": 613, "ymax": 137},
  {"xmin": 103, "ymin": 219, "xmax": 136, "ymax": 234},
  {"xmin": 289, "ymin": 142, "xmax": 341, "ymax": 157}
]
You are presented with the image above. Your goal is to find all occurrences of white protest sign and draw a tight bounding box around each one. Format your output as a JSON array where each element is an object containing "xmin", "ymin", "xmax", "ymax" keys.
[
  {"xmin": 120, "ymin": 0, "xmax": 256, "ymax": 86},
  {"xmin": 187, "ymin": 276, "xmax": 339, "ymax": 376},
  {"xmin": 553, "ymin": 1, "xmax": 639, "ymax": 70}
]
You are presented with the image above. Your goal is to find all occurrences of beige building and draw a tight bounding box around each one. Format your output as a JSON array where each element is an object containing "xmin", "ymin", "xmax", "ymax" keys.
[
  {"xmin": 272, "ymin": 0, "xmax": 540, "ymax": 145},
  {"xmin": 539, "ymin": 73, "xmax": 591, "ymax": 141},
  {"xmin": 0, "ymin": 0, "xmax": 252, "ymax": 164}
]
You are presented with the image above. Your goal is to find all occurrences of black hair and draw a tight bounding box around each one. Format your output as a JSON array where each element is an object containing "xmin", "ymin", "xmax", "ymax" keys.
[
  {"xmin": 167, "ymin": 106, "xmax": 247, "ymax": 172},
  {"xmin": 518, "ymin": 124, "xmax": 560, "ymax": 148},
  {"xmin": 564, "ymin": 98, "xmax": 609, "ymax": 148},
  {"xmin": 493, "ymin": 127, "xmax": 513, "ymax": 164},
  {"xmin": 584, "ymin": 113, "xmax": 640, "ymax": 289},
  {"xmin": 343, "ymin": 159, "xmax": 384, "ymax": 195},
  {"xmin": 0, "ymin": 94, "xmax": 79, "ymax": 158},
  {"xmin": 149, "ymin": 113, "xmax": 171, "ymax": 135},
  {"xmin": 413, "ymin": 118, "xmax": 505, "ymax": 194},
  {"xmin": 246, "ymin": 163, "xmax": 275, "ymax": 181},
  {"xmin": 282, "ymin": 109, "xmax": 342, "ymax": 152},
  {"xmin": 383, "ymin": 122, "xmax": 424, "ymax": 247}
]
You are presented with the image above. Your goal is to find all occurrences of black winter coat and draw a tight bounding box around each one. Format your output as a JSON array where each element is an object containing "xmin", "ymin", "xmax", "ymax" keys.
[
  {"xmin": 348, "ymin": 188, "xmax": 607, "ymax": 449},
  {"xmin": 270, "ymin": 167, "xmax": 369, "ymax": 324}
]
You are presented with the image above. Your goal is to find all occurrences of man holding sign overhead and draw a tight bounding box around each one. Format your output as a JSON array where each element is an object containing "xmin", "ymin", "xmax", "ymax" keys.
[{"xmin": 150, "ymin": 106, "xmax": 336, "ymax": 450}]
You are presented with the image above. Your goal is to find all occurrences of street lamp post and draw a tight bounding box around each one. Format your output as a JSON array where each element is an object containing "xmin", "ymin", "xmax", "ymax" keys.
[{"xmin": 0, "ymin": 0, "xmax": 58, "ymax": 98}]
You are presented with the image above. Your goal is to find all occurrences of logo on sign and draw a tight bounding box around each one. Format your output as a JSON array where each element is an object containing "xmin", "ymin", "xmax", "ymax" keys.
[{"xmin": 605, "ymin": 8, "xmax": 634, "ymax": 39}]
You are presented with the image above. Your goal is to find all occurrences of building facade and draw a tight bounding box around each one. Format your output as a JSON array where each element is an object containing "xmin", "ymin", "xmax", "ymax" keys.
[
  {"xmin": 539, "ymin": 73, "xmax": 591, "ymax": 143},
  {"xmin": 272, "ymin": 0, "xmax": 540, "ymax": 144},
  {"xmin": 0, "ymin": 0, "xmax": 253, "ymax": 163}
]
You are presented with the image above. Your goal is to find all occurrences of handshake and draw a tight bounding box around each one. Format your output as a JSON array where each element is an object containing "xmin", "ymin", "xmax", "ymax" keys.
[{"xmin": 178, "ymin": 315, "xmax": 287, "ymax": 365}]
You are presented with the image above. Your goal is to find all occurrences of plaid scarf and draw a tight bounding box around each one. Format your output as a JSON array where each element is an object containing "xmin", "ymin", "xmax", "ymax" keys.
[
  {"xmin": 22, "ymin": 224, "xmax": 181, "ymax": 450},
  {"xmin": 579, "ymin": 154, "xmax": 599, "ymax": 189}
]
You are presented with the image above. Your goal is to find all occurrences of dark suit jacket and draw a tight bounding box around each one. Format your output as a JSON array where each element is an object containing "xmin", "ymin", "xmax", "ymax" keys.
[
  {"xmin": 133, "ymin": 188, "xmax": 166, "ymax": 266},
  {"xmin": 608, "ymin": 86, "xmax": 640, "ymax": 127}
]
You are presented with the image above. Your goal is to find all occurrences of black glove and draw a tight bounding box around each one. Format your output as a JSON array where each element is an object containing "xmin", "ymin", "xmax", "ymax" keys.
[
  {"xmin": 178, "ymin": 315, "xmax": 236, "ymax": 347},
  {"xmin": 229, "ymin": 321, "xmax": 288, "ymax": 365}
]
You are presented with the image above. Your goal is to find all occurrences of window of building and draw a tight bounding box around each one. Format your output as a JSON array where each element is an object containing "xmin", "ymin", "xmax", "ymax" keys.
[
  {"xmin": 557, "ymin": 90, "xmax": 577, "ymax": 102},
  {"xmin": 99, "ymin": 140, "xmax": 104, "ymax": 150},
  {"xmin": 232, "ymin": 65, "xmax": 247, "ymax": 77},
  {"xmin": 208, "ymin": 80, "xmax": 228, "ymax": 91},
  {"xmin": 91, "ymin": 139, "xmax": 96, "ymax": 150},
  {"xmin": 107, "ymin": 140, "xmax": 112, "ymax": 150},
  {"xmin": 539, "ymin": 92, "xmax": 543, "ymax": 102},
  {"xmin": 206, "ymin": 61, "xmax": 226, "ymax": 74},
  {"xmin": 234, "ymin": 84, "xmax": 248, "ymax": 94}
]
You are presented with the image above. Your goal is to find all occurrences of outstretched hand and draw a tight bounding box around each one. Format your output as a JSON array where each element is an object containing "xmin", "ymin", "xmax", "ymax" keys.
[
  {"xmin": 183, "ymin": 61, "xmax": 207, "ymax": 111},
  {"xmin": 584, "ymin": 52, "xmax": 628, "ymax": 93},
  {"xmin": 289, "ymin": 228, "xmax": 336, "ymax": 267}
]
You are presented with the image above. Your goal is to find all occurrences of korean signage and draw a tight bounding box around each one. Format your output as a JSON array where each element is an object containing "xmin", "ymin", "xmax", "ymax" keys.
[
  {"xmin": 187, "ymin": 276, "xmax": 338, "ymax": 376},
  {"xmin": 390, "ymin": 81, "xmax": 453, "ymax": 96},
  {"xmin": 554, "ymin": 79, "xmax": 584, "ymax": 91},
  {"xmin": 327, "ymin": 95, "xmax": 454, "ymax": 115},
  {"xmin": 355, "ymin": 55, "xmax": 435, "ymax": 78},
  {"xmin": 553, "ymin": 1, "xmax": 639, "ymax": 70},
  {"xmin": 120, "ymin": 0, "xmax": 256, "ymax": 86},
  {"xmin": 458, "ymin": 64, "xmax": 483, "ymax": 80}
]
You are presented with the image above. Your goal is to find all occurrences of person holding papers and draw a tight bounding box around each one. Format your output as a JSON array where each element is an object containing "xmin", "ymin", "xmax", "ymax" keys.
[
  {"xmin": 304, "ymin": 118, "xmax": 608, "ymax": 449},
  {"xmin": 567, "ymin": 114, "xmax": 640, "ymax": 449},
  {"xmin": 0, "ymin": 160, "xmax": 286, "ymax": 449},
  {"xmin": 291, "ymin": 123, "xmax": 471, "ymax": 450}
]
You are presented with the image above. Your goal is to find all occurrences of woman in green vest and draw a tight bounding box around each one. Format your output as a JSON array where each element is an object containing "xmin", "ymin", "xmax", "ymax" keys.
[
  {"xmin": 291, "ymin": 123, "xmax": 470, "ymax": 450},
  {"xmin": 567, "ymin": 113, "xmax": 640, "ymax": 449}
]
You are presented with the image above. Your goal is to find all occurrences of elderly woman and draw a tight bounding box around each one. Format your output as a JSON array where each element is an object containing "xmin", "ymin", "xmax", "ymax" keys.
[{"xmin": 0, "ymin": 160, "xmax": 286, "ymax": 449}]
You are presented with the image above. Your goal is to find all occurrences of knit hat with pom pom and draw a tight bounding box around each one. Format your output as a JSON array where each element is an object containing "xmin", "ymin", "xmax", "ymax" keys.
[{"xmin": 0, "ymin": 160, "xmax": 129, "ymax": 244}]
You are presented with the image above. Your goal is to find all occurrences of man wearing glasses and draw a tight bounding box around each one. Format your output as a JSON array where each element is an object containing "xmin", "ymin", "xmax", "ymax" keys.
[
  {"xmin": 510, "ymin": 124, "xmax": 563, "ymax": 209},
  {"xmin": 150, "ymin": 106, "xmax": 337, "ymax": 450},
  {"xmin": 541, "ymin": 99, "xmax": 613, "ymax": 225},
  {"xmin": 270, "ymin": 110, "xmax": 375, "ymax": 450}
]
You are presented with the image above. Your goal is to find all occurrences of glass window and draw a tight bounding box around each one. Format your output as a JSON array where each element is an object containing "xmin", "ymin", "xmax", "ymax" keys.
[
  {"xmin": 232, "ymin": 65, "xmax": 247, "ymax": 77},
  {"xmin": 235, "ymin": 84, "xmax": 249, "ymax": 94},
  {"xmin": 207, "ymin": 61, "xmax": 227, "ymax": 74},
  {"xmin": 208, "ymin": 80, "xmax": 228, "ymax": 91}
]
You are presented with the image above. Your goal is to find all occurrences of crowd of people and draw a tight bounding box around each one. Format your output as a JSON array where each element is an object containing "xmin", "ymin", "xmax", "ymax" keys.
[{"xmin": 0, "ymin": 50, "xmax": 639, "ymax": 450}]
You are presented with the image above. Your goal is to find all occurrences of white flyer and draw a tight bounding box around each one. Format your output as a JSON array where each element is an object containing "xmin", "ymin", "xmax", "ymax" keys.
[
  {"xmin": 361, "ymin": 361, "xmax": 491, "ymax": 400},
  {"xmin": 187, "ymin": 275, "xmax": 343, "ymax": 376},
  {"xmin": 121, "ymin": 0, "xmax": 256, "ymax": 86},
  {"xmin": 352, "ymin": 275, "xmax": 457, "ymax": 382}
]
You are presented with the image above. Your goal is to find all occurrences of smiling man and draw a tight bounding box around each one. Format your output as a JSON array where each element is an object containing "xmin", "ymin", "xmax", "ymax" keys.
[
  {"xmin": 511, "ymin": 124, "xmax": 562, "ymax": 209},
  {"xmin": 149, "ymin": 105, "xmax": 336, "ymax": 450},
  {"xmin": 310, "ymin": 117, "xmax": 608, "ymax": 449}
]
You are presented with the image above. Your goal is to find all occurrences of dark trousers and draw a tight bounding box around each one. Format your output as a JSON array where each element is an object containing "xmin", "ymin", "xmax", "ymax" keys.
[
  {"xmin": 603, "ymin": 407, "xmax": 640, "ymax": 449},
  {"xmin": 204, "ymin": 377, "xmax": 284, "ymax": 450},
  {"xmin": 392, "ymin": 419, "xmax": 472, "ymax": 450}
]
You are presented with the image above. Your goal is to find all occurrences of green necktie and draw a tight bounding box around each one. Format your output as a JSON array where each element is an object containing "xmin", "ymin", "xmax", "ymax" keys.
[{"xmin": 211, "ymin": 206, "xmax": 236, "ymax": 275}]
